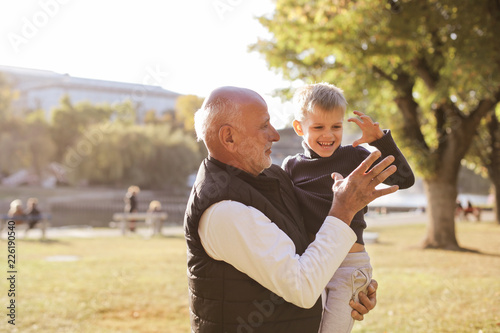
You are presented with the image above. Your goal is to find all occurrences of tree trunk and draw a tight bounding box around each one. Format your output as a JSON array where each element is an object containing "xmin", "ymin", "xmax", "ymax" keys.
[
  {"xmin": 421, "ymin": 180, "xmax": 461, "ymax": 250},
  {"xmin": 493, "ymin": 182, "xmax": 500, "ymax": 224},
  {"xmin": 487, "ymin": 112, "xmax": 500, "ymax": 224}
]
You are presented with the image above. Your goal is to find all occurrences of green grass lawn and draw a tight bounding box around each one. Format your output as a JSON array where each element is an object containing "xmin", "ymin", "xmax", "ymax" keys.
[
  {"xmin": 1, "ymin": 234, "xmax": 189, "ymax": 333},
  {"xmin": 1, "ymin": 220, "xmax": 499, "ymax": 333},
  {"xmin": 359, "ymin": 221, "xmax": 500, "ymax": 333}
]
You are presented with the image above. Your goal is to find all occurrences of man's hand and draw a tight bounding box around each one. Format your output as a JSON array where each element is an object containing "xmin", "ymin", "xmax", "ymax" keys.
[
  {"xmin": 328, "ymin": 150, "xmax": 398, "ymax": 224},
  {"xmin": 350, "ymin": 279, "xmax": 378, "ymax": 321},
  {"xmin": 348, "ymin": 111, "xmax": 384, "ymax": 147}
]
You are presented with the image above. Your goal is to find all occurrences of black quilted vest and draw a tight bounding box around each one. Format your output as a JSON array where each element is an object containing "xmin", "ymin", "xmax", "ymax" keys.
[{"xmin": 184, "ymin": 158, "xmax": 322, "ymax": 333}]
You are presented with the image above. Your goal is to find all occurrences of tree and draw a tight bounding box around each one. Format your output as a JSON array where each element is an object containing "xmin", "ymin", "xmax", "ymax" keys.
[
  {"xmin": 466, "ymin": 107, "xmax": 500, "ymax": 223},
  {"xmin": 65, "ymin": 123, "xmax": 204, "ymax": 189},
  {"xmin": 50, "ymin": 96, "xmax": 111, "ymax": 160},
  {"xmin": 50, "ymin": 96, "xmax": 135, "ymax": 161},
  {"xmin": 24, "ymin": 110, "xmax": 56, "ymax": 180},
  {"xmin": 0, "ymin": 74, "xmax": 55, "ymax": 181},
  {"xmin": 252, "ymin": 0, "xmax": 500, "ymax": 250},
  {"xmin": 175, "ymin": 95, "xmax": 204, "ymax": 131},
  {"xmin": 0, "ymin": 72, "xmax": 16, "ymax": 121},
  {"xmin": 0, "ymin": 118, "xmax": 27, "ymax": 176},
  {"xmin": 487, "ymin": 111, "xmax": 500, "ymax": 224},
  {"xmin": 144, "ymin": 109, "xmax": 160, "ymax": 125},
  {"xmin": 0, "ymin": 112, "xmax": 55, "ymax": 182}
]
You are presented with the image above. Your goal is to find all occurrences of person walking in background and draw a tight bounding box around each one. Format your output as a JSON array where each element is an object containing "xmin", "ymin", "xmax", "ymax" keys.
[
  {"xmin": 283, "ymin": 82, "xmax": 414, "ymax": 332},
  {"xmin": 25, "ymin": 197, "xmax": 41, "ymax": 237},
  {"xmin": 124, "ymin": 185, "xmax": 140, "ymax": 232}
]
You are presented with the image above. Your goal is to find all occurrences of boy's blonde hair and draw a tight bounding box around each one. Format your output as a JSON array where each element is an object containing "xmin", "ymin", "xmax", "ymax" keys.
[{"xmin": 293, "ymin": 82, "xmax": 347, "ymax": 121}]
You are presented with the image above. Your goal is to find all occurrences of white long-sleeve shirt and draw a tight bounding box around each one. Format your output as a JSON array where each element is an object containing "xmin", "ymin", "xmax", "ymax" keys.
[{"xmin": 198, "ymin": 200, "xmax": 357, "ymax": 309}]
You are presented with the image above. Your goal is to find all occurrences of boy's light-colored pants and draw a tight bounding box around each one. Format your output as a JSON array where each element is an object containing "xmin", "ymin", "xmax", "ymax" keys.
[{"xmin": 319, "ymin": 251, "xmax": 372, "ymax": 333}]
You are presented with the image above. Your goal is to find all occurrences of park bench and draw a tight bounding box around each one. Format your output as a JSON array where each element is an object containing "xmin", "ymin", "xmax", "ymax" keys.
[
  {"xmin": 111, "ymin": 212, "xmax": 168, "ymax": 236},
  {"xmin": 0, "ymin": 214, "xmax": 51, "ymax": 240}
]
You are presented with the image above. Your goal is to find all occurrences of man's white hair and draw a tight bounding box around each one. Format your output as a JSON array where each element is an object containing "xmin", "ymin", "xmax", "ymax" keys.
[{"xmin": 194, "ymin": 96, "xmax": 241, "ymax": 144}]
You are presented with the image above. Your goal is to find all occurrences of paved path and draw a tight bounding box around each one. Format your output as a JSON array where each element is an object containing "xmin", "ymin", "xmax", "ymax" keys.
[
  {"xmin": 1, "ymin": 224, "xmax": 185, "ymax": 240},
  {"xmin": 1, "ymin": 211, "xmax": 495, "ymax": 240},
  {"xmin": 365, "ymin": 211, "xmax": 427, "ymax": 227},
  {"xmin": 366, "ymin": 210, "xmax": 495, "ymax": 227}
]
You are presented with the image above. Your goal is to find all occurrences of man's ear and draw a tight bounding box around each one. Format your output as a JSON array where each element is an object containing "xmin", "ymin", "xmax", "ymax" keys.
[
  {"xmin": 219, "ymin": 124, "xmax": 238, "ymax": 151},
  {"xmin": 292, "ymin": 120, "xmax": 304, "ymax": 136}
]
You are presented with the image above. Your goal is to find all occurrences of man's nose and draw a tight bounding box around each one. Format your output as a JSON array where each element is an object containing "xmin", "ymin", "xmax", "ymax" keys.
[{"xmin": 269, "ymin": 125, "xmax": 280, "ymax": 142}]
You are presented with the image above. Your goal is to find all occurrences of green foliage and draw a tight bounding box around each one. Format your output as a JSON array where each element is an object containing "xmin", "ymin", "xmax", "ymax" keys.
[
  {"xmin": 465, "ymin": 107, "xmax": 500, "ymax": 180},
  {"xmin": 0, "ymin": 111, "xmax": 55, "ymax": 177},
  {"xmin": 112, "ymin": 99, "xmax": 137, "ymax": 125},
  {"xmin": 24, "ymin": 110, "xmax": 57, "ymax": 177},
  {"xmin": 50, "ymin": 96, "xmax": 137, "ymax": 161},
  {"xmin": 143, "ymin": 109, "xmax": 160, "ymax": 125},
  {"xmin": 251, "ymin": 0, "xmax": 500, "ymax": 179},
  {"xmin": 0, "ymin": 72, "xmax": 16, "ymax": 120},
  {"xmin": 174, "ymin": 94, "xmax": 204, "ymax": 131},
  {"xmin": 0, "ymin": 91, "xmax": 202, "ymax": 188},
  {"xmin": 64, "ymin": 123, "xmax": 203, "ymax": 189},
  {"xmin": 143, "ymin": 109, "xmax": 176, "ymax": 126},
  {"xmin": 50, "ymin": 95, "xmax": 115, "ymax": 160},
  {"xmin": 0, "ymin": 117, "xmax": 27, "ymax": 175}
]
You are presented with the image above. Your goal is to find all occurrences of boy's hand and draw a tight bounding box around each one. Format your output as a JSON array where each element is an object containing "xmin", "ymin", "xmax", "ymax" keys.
[{"xmin": 348, "ymin": 111, "xmax": 384, "ymax": 147}]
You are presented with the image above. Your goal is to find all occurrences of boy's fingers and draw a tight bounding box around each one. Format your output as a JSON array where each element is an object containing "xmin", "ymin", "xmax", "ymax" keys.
[{"xmin": 347, "ymin": 117, "xmax": 362, "ymax": 126}]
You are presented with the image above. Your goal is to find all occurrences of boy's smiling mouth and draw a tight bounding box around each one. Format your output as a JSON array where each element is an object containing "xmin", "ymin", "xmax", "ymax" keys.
[{"xmin": 318, "ymin": 141, "xmax": 334, "ymax": 147}]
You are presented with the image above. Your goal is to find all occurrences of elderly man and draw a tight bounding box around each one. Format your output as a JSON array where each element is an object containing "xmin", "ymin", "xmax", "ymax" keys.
[{"xmin": 184, "ymin": 86, "xmax": 398, "ymax": 332}]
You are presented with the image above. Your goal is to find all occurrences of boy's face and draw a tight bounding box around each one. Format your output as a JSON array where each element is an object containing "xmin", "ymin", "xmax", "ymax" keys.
[{"xmin": 293, "ymin": 106, "xmax": 344, "ymax": 158}]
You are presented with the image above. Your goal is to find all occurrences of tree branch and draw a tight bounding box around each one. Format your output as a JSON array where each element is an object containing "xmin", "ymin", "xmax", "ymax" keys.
[
  {"xmin": 372, "ymin": 65, "xmax": 394, "ymax": 83},
  {"xmin": 468, "ymin": 86, "xmax": 500, "ymax": 130},
  {"xmin": 371, "ymin": 64, "xmax": 429, "ymax": 150},
  {"xmin": 412, "ymin": 56, "xmax": 439, "ymax": 91}
]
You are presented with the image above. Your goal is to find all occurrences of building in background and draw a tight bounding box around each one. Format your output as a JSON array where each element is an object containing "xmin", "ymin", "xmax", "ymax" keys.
[{"xmin": 0, "ymin": 65, "xmax": 180, "ymax": 122}]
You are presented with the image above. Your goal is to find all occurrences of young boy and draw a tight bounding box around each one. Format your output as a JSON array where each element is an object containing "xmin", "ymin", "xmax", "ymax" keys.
[{"xmin": 282, "ymin": 82, "xmax": 415, "ymax": 333}]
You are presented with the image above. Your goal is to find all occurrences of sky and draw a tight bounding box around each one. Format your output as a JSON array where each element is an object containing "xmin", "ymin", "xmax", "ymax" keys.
[{"xmin": 0, "ymin": 0, "xmax": 298, "ymax": 126}]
